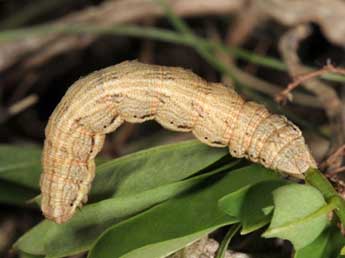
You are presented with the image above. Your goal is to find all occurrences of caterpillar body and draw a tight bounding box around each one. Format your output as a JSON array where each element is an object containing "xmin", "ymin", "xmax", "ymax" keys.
[{"xmin": 41, "ymin": 60, "xmax": 316, "ymax": 224}]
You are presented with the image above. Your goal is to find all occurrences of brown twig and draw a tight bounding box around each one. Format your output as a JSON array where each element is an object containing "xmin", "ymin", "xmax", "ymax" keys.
[
  {"xmin": 319, "ymin": 145, "xmax": 345, "ymax": 171},
  {"xmin": 2, "ymin": 0, "xmax": 244, "ymax": 104},
  {"xmin": 8, "ymin": 94, "xmax": 38, "ymax": 115},
  {"xmin": 276, "ymin": 62, "xmax": 345, "ymax": 103},
  {"xmin": 328, "ymin": 166, "xmax": 345, "ymax": 175},
  {"xmin": 253, "ymin": 0, "xmax": 345, "ymax": 47},
  {"xmin": 326, "ymin": 172, "xmax": 345, "ymax": 203},
  {"xmin": 278, "ymin": 25, "xmax": 343, "ymax": 118},
  {"xmin": 323, "ymin": 146, "xmax": 345, "ymax": 198},
  {"xmin": 206, "ymin": 21, "xmax": 321, "ymax": 108},
  {"xmin": 278, "ymin": 24, "xmax": 345, "ymax": 172},
  {"xmin": 0, "ymin": 0, "xmax": 244, "ymax": 72},
  {"xmin": 0, "ymin": 94, "xmax": 39, "ymax": 124},
  {"xmin": 225, "ymin": 0, "xmax": 262, "ymax": 47}
]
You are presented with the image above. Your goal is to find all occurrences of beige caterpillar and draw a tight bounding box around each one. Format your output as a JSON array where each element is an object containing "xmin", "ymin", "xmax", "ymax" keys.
[{"xmin": 41, "ymin": 60, "xmax": 316, "ymax": 224}]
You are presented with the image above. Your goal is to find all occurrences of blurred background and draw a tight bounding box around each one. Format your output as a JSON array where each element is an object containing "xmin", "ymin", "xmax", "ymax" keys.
[{"xmin": 0, "ymin": 0, "xmax": 345, "ymax": 257}]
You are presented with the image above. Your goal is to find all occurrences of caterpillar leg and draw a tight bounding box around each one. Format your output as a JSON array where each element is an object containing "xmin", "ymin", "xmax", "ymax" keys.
[{"xmin": 101, "ymin": 115, "xmax": 124, "ymax": 134}]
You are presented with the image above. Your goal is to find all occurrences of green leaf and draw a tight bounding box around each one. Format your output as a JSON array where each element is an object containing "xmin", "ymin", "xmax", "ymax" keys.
[
  {"xmin": 91, "ymin": 140, "xmax": 228, "ymax": 198},
  {"xmin": 218, "ymin": 187, "xmax": 250, "ymax": 218},
  {"xmin": 240, "ymin": 180, "xmax": 288, "ymax": 234},
  {"xmin": 218, "ymin": 178, "xmax": 281, "ymax": 219},
  {"xmin": 218, "ymin": 179, "xmax": 288, "ymax": 235},
  {"xmin": 305, "ymin": 167, "xmax": 345, "ymax": 229},
  {"xmin": 15, "ymin": 140, "xmax": 229, "ymax": 257},
  {"xmin": 15, "ymin": 164, "xmax": 235, "ymax": 258},
  {"xmin": 0, "ymin": 144, "xmax": 107, "ymax": 206},
  {"xmin": 294, "ymin": 223, "xmax": 345, "ymax": 258},
  {"xmin": 263, "ymin": 184, "xmax": 329, "ymax": 250},
  {"xmin": 215, "ymin": 224, "xmax": 241, "ymax": 258},
  {"xmin": 19, "ymin": 251, "xmax": 43, "ymax": 258},
  {"xmin": 0, "ymin": 180, "xmax": 38, "ymax": 205},
  {"xmin": 262, "ymin": 206, "xmax": 274, "ymax": 215},
  {"xmin": 0, "ymin": 145, "xmax": 41, "ymax": 189},
  {"xmin": 119, "ymin": 227, "xmax": 218, "ymax": 258},
  {"xmin": 0, "ymin": 140, "xmax": 226, "ymax": 204},
  {"xmin": 88, "ymin": 165, "xmax": 277, "ymax": 258}
]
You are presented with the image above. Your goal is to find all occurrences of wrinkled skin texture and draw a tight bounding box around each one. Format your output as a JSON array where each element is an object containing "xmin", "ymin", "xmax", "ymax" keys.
[{"xmin": 41, "ymin": 61, "xmax": 317, "ymax": 223}]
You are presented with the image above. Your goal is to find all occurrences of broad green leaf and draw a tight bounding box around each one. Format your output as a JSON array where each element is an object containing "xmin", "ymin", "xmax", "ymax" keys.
[
  {"xmin": 262, "ymin": 205, "xmax": 274, "ymax": 215},
  {"xmin": 19, "ymin": 252, "xmax": 43, "ymax": 258},
  {"xmin": 294, "ymin": 223, "xmax": 345, "ymax": 258},
  {"xmin": 120, "ymin": 227, "xmax": 219, "ymax": 258},
  {"xmin": 0, "ymin": 140, "xmax": 226, "ymax": 204},
  {"xmin": 0, "ymin": 145, "xmax": 41, "ymax": 189},
  {"xmin": 218, "ymin": 179, "xmax": 281, "ymax": 219},
  {"xmin": 15, "ymin": 165, "xmax": 234, "ymax": 258},
  {"xmin": 91, "ymin": 140, "xmax": 228, "ymax": 198},
  {"xmin": 263, "ymin": 184, "xmax": 329, "ymax": 250},
  {"xmin": 15, "ymin": 140, "xmax": 229, "ymax": 257},
  {"xmin": 240, "ymin": 180, "xmax": 288, "ymax": 234},
  {"xmin": 0, "ymin": 144, "xmax": 105, "ymax": 189},
  {"xmin": 0, "ymin": 180, "xmax": 38, "ymax": 205},
  {"xmin": 218, "ymin": 187, "xmax": 251, "ymax": 218},
  {"xmin": 88, "ymin": 165, "xmax": 277, "ymax": 258}
]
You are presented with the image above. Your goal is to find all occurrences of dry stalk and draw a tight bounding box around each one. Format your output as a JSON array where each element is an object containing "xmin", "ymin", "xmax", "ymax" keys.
[
  {"xmin": 278, "ymin": 24, "xmax": 345, "ymax": 173},
  {"xmin": 276, "ymin": 63, "xmax": 345, "ymax": 104},
  {"xmin": 0, "ymin": 0, "xmax": 244, "ymax": 72}
]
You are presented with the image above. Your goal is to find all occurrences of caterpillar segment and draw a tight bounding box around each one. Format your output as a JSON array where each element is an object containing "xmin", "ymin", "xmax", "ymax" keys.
[{"xmin": 41, "ymin": 60, "xmax": 317, "ymax": 224}]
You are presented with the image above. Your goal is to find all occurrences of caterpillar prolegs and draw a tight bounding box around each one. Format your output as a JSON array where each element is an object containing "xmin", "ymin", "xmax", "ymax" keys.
[{"xmin": 41, "ymin": 60, "xmax": 317, "ymax": 224}]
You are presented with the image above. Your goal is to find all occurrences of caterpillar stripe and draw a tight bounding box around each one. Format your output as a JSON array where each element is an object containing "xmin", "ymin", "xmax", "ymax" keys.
[{"xmin": 41, "ymin": 60, "xmax": 317, "ymax": 224}]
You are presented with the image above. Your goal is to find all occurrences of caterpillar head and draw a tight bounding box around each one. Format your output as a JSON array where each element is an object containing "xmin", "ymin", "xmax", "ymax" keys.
[
  {"xmin": 40, "ymin": 176, "xmax": 88, "ymax": 224},
  {"xmin": 40, "ymin": 154, "xmax": 94, "ymax": 224},
  {"xmin": 273, "ymin": 138, "xmax": 317, "ymax": 178},
  {"xmin": 41, "ymin": 195, "xmax": 78, "ymax": 224}
]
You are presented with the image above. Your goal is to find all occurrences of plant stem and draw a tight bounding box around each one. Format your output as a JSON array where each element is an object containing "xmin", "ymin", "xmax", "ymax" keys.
[
  {"xmin": 0, "ymin": 0, "xmax": 73, "ymax": 30},
  {"xmin": 154, "ymin": 0, "xmax": 193, "ymax": 35},
  {"xmin": 0, "ymin": 24, "xmax": 344, "ymax": 84},
  {"xmin": 0, "ymin": 24, "xmax": 325, "ymax": 134},
  {"xmin": 305, "ymin": 167, "xmax": 345, "ymax": 226},
  {"xmin": 215, "ymin": 224, "xmax": 241, "ymax": 258}
]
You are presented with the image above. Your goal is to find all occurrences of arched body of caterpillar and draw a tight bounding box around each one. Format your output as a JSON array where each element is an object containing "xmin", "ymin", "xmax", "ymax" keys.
[{"xmin": 41, "ymin": 60, "xmax": 317, "ymax": 224}]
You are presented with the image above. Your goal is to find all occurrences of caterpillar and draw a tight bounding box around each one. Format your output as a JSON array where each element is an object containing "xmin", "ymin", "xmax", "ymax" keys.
[{"xmin": 41, "ymin": 60, "xmax": 317, "ymax": 224}]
